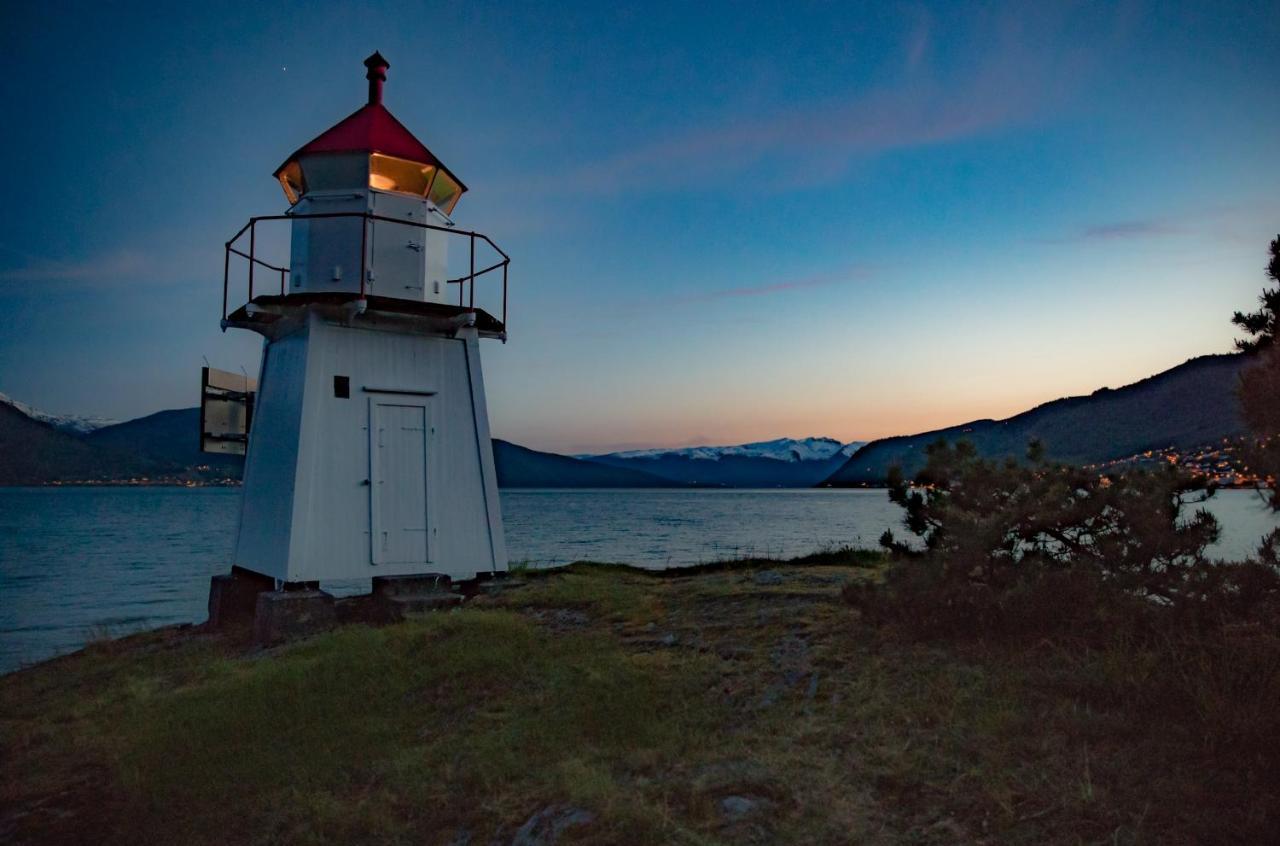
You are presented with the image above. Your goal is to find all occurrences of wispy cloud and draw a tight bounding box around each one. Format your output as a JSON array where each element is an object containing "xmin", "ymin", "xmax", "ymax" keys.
[
  {"xmin": 601, "ymin": 267, "xmax": 873, "ymax": 317},
  {"xmin": 902, "ymin": 7, "xmax": 933, "ymax": 74},
  {"xmin": 0, "ymin": 250, "xmax": 153, "ymax": 284},
  {"xmin": 668, "ymin": 267, "xmax": 873, "ymax": 307},
  {"xmin": 1044, "ymin": 202, "xmax": 1280, "ymax": 245},
  {"xmin": 541, "ymin": 4, "xmax": 1128, "ymax": 197},
  {"xmin": 1075, "ymin": 220, "xmax": 1181, "ymax": 242}
]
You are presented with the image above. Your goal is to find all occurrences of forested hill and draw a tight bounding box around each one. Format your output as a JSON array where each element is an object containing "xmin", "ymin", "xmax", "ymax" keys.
[
  {"xmin": 824, "ymin": 353, "xmax": 1248, "ymax": 486},
  {"xmin": 86, "ymin": 409, "xmax": 242, "ymax": 474},
  {"xmin": 492, "ymin": 439, "xmax": 680, "ymax": 488},
  {"xmin": 0, "ymin": 403, "xmax": 170, "ymax": 485}
]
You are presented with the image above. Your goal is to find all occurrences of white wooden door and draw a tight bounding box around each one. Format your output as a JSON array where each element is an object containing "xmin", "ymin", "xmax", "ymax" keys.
[
  {"xmin": 369, "ymin": 192, "xmax": 427, "ymax": 300},
  {"xmin": 369, "ymin": 401, "xmax": 430, "ymax": 566},
  {"xmin": 290, "ymin": 193, "xmax": 366, "ymax": 296}
]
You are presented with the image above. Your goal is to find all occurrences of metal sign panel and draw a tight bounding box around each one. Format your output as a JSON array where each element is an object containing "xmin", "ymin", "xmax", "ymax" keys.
[{"xmin": 200, "ymin": 366, "xmax": 257, "ymax": 455}]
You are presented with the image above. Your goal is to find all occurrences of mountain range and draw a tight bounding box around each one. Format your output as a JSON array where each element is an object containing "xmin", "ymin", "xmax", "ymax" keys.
[
  {"xmin": 0, "ymin": 402, "xmax": 166, "ymax": 485},
  {"xmin": 493, "ymin": 440, "xmax": 675, "ymax": 487},
  {"xmin": 0, "ymin": 391, "xmax": 116, "ymax": 435},
  {"xmin": 0, "ymin": 351, "xmax": 1250, "ymax": 488},
  {"xmin": 824, "ymin": 353, "xmax": 1247, "ymax": 485},
  {"xmin": 582, "ymin": 438, "xmax": 865, "ymax": 488},
  {"xmin": 0, "ymin": 398, "xmax": 669, "ymax": 488}
]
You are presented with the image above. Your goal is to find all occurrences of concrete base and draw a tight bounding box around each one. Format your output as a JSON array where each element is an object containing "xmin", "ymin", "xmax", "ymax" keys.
[
  {"xmin": 458, "ymin": 573, "xmax": 528, "ymax": 598},
  {"xmin": 208, "ymin": 566, "xmax": 276, "ymax": 629},
  {"xmin": 253, "ymin": 589, "xmax": 337, "ymax": 646},
  {"xmin": 372, "ymin": 574, "xmax": 452, "ymax": 597},
  {"xmin": 372, "ymin": 574, "xmax": 462, "ymax": 621}
]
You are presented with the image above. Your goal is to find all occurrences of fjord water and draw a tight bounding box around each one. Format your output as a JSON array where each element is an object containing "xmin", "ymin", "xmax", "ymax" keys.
[{"xmin": 2, "ymin": 486, "xmax": 1278, "ymax": 674}]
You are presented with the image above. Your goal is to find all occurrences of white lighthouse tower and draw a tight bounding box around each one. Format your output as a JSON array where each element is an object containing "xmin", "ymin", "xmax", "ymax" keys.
[{"xmin": 212, "ymin": 53, "xmax": 509, "ymax": 607}]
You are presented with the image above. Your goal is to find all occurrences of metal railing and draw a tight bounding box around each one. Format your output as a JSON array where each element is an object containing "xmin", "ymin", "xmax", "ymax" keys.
[{"xmin": 223, "ymin": 211, "xmax": 510, "ymax": 327}]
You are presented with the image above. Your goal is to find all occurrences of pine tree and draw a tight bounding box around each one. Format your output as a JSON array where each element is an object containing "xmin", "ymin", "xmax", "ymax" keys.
[
  {"xmin": 1233, "ymin": 235, "xmax": 1280, "ymax": 507},
  {"xmin": 1232, "ymin": 235, "xmax": 1280, "ymax": 352}
]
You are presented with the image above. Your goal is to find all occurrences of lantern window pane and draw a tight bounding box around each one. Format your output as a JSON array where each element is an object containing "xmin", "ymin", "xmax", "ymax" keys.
[
  {"xmin": 428, "ymin": 171, "xmax": 462, "ymax": 215},
  {"xmin": 369, "ymin": 153, "xmax": 435, "ymax": 197},
  {"xmin": 277, "ymin": 160, "xmax": 305, "ymax": 204}
]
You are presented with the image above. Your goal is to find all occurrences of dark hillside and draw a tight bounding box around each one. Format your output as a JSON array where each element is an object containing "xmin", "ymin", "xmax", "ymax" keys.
[
  {"xmin": 87, "ymin": 408, "xmax": 242, "ymax": 475},
  {"xmin": 0, "ymin": 404, "xmax": 166, "ymax": 485},
  {"xmin": 826, "ymin": 353, "xmax": 1246, "ymax": 485},
  {"xmin": 493, "ymin": 439, "xmax": 680, "ymax": 487}
]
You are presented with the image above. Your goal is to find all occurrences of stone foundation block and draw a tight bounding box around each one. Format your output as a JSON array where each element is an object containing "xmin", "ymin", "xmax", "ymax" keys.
[
  {"xmin": 372, "ymin": 574, "xmax": 462, "ymax": 620},
  {"xmin": 253, "ymin": 589, "xmax": 337, "ymax": 646},
  {"xmin": 208, "ymin": 566, "xmax": 275, "ymax": 629}
]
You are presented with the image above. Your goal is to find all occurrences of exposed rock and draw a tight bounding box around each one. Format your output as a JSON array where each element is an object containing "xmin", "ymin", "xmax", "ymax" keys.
[
  {"xmin": 714, "ymin": 642, "xmax": 753, "ymax": 661},
  {"xmin": 924, "ymin": 816, "xmax": 967, "ymax": 839},
  {"xmin": 753, "ymin": 570, "xmax": 784, "ymax": 586},
  {"xmin": 805, "ymin": 672, "xmax": 820, "ymax": 701},
  {"xmin": 511, "ymin": 805, "xmax": 594, "ymax": 845},
  {"xmin": 720, "ymin": 795, "xmax": 760, "ymax": 821},
  {"xmin": 770, "ymin": 635, "xmax": 811, "ymax": 683},
  {"xmin": 752, "ymin": 635, "xmax": 814, "ymax": 708},
  {"xmin": 528, "ymin": 609, "xmax": 589, "ymax": 628}
]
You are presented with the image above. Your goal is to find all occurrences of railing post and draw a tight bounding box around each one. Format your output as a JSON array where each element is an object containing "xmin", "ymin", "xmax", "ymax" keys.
[
  {"xmin": 502, "ymin": 262, "xmax": 508, "ymax": 328},
  {"xmin": 361, "ymin": 215, "xmax": 369, "ymax": 298},
  {"xmin": 469, "ymin": 234, "xmax": 476, "ymax": 310},
  {"xmin": 222, "ymin": 244, "xmax": 230, "ymax": 320},
  {"xmin": 248, "ymin": 221, "xmax": 256, "ymax": 301}
]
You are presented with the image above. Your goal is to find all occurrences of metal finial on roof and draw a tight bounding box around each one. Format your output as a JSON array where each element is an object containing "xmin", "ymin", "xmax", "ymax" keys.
[{"xmin": 364, "ymin": 52, "xmax": 390, "ymax": 105}]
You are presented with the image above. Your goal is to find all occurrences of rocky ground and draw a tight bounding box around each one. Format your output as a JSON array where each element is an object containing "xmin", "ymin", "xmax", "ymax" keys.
[{"xmin": 0, "ymin": 553, "xmax": 1249, "ymax": 844}]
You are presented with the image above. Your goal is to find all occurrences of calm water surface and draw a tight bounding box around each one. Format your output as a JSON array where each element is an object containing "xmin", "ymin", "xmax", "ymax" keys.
[{"xmin": 1, "ymin": 486, "xmax": 1276, "ymax": 674}]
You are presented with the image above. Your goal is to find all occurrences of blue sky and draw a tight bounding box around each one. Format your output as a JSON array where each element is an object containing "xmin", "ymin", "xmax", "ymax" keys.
[{"xmin": 1, "ymin": 1, "xmax": 1277, "ymax": 453}]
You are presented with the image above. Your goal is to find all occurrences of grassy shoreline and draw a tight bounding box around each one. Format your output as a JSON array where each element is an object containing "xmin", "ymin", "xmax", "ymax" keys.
[{"xmin": 2, "ymin": 552, "xmax": 1273, "ymax": 844}]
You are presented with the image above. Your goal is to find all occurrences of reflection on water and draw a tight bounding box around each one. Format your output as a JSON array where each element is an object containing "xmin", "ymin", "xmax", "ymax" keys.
[
  {"xmin": 501, "ymin": 488, "xmax": 907, "ymax": 569},
  {"xmin": 0, "ymin": 486, "xmax": 1274, "ymax": 673}
]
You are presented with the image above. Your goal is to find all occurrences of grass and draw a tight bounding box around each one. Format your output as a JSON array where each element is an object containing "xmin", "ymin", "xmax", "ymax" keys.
[{"xmin": 3, "ymin": 548, "xmax": 1276, "ymax": 844}]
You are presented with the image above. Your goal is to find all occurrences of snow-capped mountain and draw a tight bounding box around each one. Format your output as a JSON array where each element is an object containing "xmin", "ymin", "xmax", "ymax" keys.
[
  {"xmin": 588, "ymin": 437, "xmax": 865, "ymax": 464},
  {"xmin": 580, "ymin": 437, "xmax": 868, "ymax": 488},
  {"xmin": 0, "ymin": 391, "xmax": 117, "ymax": 435}
]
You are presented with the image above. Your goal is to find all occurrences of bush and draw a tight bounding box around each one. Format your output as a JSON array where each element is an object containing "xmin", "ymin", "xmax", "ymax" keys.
[
  {"xmin": 853, "ymin": 437, "xmax": 1280, "ymax": 642},
  {"xmin": 877, "ymin": 439, "xmax": 1222, "ymax": 603}
]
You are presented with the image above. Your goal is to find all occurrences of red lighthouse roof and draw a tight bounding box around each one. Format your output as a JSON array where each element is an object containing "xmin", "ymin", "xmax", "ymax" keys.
[{"xmin": 273, "ymin": 53, "xmax": 467, "ymax": 196}]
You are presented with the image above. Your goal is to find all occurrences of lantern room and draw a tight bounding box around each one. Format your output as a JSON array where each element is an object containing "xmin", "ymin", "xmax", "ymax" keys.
[
  {"xmin": 274, "ymin": 53, "xmax": 466, "ymax": 213},
  {"xmin": 273, "ymin": 52, "xmax": 467, "ymax": 304}
]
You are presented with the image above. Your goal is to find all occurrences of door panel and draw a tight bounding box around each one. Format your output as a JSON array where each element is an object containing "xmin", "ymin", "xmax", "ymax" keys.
[
  {"xmin": 370, "ymin": 401, "xmax": 429, "ymax": 566},
  {"xmin": 290, "ymin": 194, "xmax": 366, "ymax": 295},
  {"xmin": 370, "ymin": 192, "xmax": 427, "ymax": 300}
]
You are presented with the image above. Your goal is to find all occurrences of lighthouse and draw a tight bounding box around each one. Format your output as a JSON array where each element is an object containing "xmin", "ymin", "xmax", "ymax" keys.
[{"xmin": 210, "ymin": 53, "xmax": 509, "ymax": 613}]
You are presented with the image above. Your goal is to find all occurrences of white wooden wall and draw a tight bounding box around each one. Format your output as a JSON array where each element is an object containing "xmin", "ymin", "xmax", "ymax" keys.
[{"xmin": 233, "ymin": 313, "xmax": 506, "ymax": 582}]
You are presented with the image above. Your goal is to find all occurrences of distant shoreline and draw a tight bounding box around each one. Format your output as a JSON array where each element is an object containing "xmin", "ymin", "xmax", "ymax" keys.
[{"xmin": 9, "ymin": 479, "xmax": 243, "ymax": 488}]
